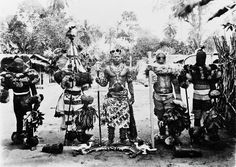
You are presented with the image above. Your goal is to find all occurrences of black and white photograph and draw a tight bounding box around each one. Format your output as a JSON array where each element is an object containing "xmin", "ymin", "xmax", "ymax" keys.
[{"xmin": 0, "ymin": 0, "xmax": 235, "ymax": 166}]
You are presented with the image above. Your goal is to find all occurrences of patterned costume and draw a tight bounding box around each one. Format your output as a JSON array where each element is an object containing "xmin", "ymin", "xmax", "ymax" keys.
[
  {"xmin": 52, "ymin": 43, "xmax": 96, "ymax": 144},
  {"xmin": 96, "ymin": 50, "xmax": 136, "ymax": 144},
  {"xmin": 0, "ymin": 56, "xmax": 40, "ymax": 142},
  {"xmin": 54, "ymin": 68, "xmax": 93, "ymax": 131},
  {"xmin": 99, "ymin": 64, "xmax": 131, "ymax": 129}
]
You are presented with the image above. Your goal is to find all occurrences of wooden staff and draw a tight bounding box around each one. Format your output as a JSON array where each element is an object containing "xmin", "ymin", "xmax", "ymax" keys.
[
  {"xmin": 96, "ymin": 63, "xmax": 102, "ymax": 145},
  {"xmin": 147, "ymin": 51, "xmax": 155, "ymax": 148},
  {"xmin": 64, "ymin": 41, "xmax": 76, "ymax": 146}
]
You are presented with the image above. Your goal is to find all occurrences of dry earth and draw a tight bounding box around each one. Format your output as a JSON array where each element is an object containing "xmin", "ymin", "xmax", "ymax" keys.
[{"xmin": 0, "ymin": 83, "xmax": 235, "ymax": 167}]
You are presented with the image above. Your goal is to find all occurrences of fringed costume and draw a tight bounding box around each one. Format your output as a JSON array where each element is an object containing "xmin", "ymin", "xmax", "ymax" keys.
[
  {"xmin": 178, "ymin": 50, "xmax": 222, "ymax": 141},
  {"xmin": 53, "ymin": 44, "xmax": 96, "ymax": 143},
  {"xmin": 147, "ymin": 62, "xmax": 182, "ymax": 138},
  {"xmin": 145, "ymin": 51, "xmax": 183, "ymax": 141}
]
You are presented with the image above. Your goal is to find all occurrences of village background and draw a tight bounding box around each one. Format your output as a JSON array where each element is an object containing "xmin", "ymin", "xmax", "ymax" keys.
[{"xmin": 0, "ymin": 0, "xmax": 235, "ymax": 166}]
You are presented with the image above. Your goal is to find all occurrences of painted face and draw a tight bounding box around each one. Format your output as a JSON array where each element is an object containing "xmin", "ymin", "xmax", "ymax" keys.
[
  {"xmin": 155, "ymin": 52, "xmax": 166, "ymax": 64},
  {"xmin": 111, "ymin": 49, "xmax": 122, "ymax": 65}
]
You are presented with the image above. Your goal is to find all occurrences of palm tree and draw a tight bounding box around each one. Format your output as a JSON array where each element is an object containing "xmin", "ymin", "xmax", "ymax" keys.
[
  {"xmin": 164, "ymin": 23, "xmax": 177, "ymax": 39},
  {"xmin": 105, "ymin": 28, "xmax": 117, "ymax": 50},
  {"xmin": 49, "ymin": 0, "xmax": 68, "ymax": 13},
  {"xmin": 77, "ymin": 20, "xmax": 102, "ymax": 48}
]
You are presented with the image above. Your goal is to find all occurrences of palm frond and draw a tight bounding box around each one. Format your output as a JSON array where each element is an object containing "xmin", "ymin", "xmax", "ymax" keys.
[
  {"xmin": 175, "ymin": 0, "xmax": 214, "ymax": 18},
  {"xmin": 208, "ymin": 3, "xmax": 236, "ymax": 21}
]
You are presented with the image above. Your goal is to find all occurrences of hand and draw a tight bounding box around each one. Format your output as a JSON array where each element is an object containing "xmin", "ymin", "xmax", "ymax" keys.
[
  {"xmin": 54, "ymin": 112, "xmax": 63, "ymax": 118},
  {"xmin": 180, "ymin": 80, "xmax": 190, "ymax": 89},
  {"xmin": 95, "ymin": 62, "xmax": 102, "ymax": 72},
  {"xmin": 186, "ymin": 73, "xmax": 192, "ymax": 80},
  {"xmin": 101, "ymin": 118, "xmax": 107, "ymax": 125},
  {"xmin": 129, "ymin": 96, "xmax": 135, "ymax": 105}
]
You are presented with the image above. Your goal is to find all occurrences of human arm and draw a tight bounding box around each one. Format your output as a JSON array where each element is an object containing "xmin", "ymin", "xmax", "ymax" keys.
[
  {"xmin": 0, "ymin": 72, "xmax": 11, "ymax": 103},
  {"xmin": 0, "ymin": 72, "xmax": 14, "ymax": 89},
  {"xmin": 178, "ymin": 65, "xmax": 192, "ymax": 89},
  {"xmin": 127, "ymin": 68, "xmax": 134, "ymax": 105},
  {"xmin": 26, "ymin": 94, "xmax": 44, "ymax": 111},
  {"xmin": 30, "ymin": 84, "xmax": 37, "ymax": 96},
  {"xmin": 172, "ymin": 76, "xmax": 182, "ymax": 100},
  {"xmin": 27, "ymin": 69, "xmax": 40, "ymax": 96}
]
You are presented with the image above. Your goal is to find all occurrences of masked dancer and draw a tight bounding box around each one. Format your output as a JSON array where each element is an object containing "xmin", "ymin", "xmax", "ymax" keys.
[
  {"xmin": 0, "ymin": 56, "xmax": 40, "ymax": 144},
  {"xmin": 96, "ymin": 48, "xmax": 136, "ymax": 145},
  {"xmin": 178, "ymin": 49, "xmax": 222, "ymax": 142},
  {"xmin": 145, "ymin": 51, "xmax": 183, "ymax": 142}
]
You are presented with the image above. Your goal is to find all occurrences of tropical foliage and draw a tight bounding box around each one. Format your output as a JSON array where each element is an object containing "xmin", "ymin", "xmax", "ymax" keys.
[{"xmin": 173, "ymin": 0, "xmax": 236, "ymax": 135}]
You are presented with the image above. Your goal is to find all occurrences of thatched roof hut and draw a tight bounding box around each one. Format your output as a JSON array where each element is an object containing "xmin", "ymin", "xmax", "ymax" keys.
[{"xmin": 0, "ymin": 54, "xmax": 50, "ymax": 71}]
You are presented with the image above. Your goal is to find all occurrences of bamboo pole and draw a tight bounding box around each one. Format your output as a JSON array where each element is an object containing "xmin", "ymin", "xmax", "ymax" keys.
[{"xmin": 148, "ymin": 51, "xmax": 155, "ymax": 148}]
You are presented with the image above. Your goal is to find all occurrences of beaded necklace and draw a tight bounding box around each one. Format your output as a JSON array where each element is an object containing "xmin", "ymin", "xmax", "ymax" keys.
[{"xmin": 110, "ymin": 63, "xmax": 124, "ymax": 81}]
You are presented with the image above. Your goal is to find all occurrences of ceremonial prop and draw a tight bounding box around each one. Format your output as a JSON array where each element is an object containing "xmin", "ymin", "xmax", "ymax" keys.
[
  {"xmin": 11, "ymin": 94, "xmax": 44, "ymax": 149},
  {"xmin": 51, "ymin": 26, "xmax": 95, "ymax": 147},
  {"xmin": 72, "ymin": 141, "xmax": 156, "ymax": 158},
  {"xmin": 95, "ymin": 62, "xmax": 102, "ymax": 145},
  {"xmin": 69, "ymin": 50, "xmax": 156, "ymax": 157},
  {"xmin": 173, "ymin": 88, "xmax": 202, "ymax": 158}
]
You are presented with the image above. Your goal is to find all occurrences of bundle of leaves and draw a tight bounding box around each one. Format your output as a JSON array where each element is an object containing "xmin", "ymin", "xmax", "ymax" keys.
[
  {"xmin": 25, "ymin": 110, "xmax": 45, "ymax": 132},
  {"xmin": 145, "ymin": 63, "xmax": 182, "ymax": 78},
  {"xmin": 54, "ymin": 70, "xmax": 93, "ymax": 88},
  {"xmin": 202, "ymin": 107, "xmax": 224, "ymax": 137},
  {"xmin": 61, "ymin": 75, "xmax": 74, "ymax": 89},
  {"xmin": 163, "ymin": 101, "xmax": 190, "ymax": 137},
  {"xmin": 53, "ymin": 70, "xmax": 72, "ymax": 84},
  {"xmin": 0, "ymin": 69, "xmax": 40, "ymax": 90},
  {"xmin": 74, "ymin": 72, "xmax": 93, "ymax": 87},
  {"xmin": 75, "ymin": 106, "xmax": 97, "ymax": 131},
  {"xmin": 0, "ymin": 72, "xmax": 14, "ymax": 89},
  {"xmin": 0, "ymin": 87, "xmax": 9, "ymax": 103},
  {"xmin": 81, "ymin": 95, "xmax": 94, "ymax": 105}
]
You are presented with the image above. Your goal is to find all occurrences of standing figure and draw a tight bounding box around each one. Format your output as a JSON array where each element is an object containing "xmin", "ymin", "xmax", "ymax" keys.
[
  {"xmin": 53, "ymin": 26, "xmax": 96, "ymax": 144},
  {"xmin": 0, "ymin": 56, "xmax": 40, "ymax": 143},
  {"xmin": 145, "ymin": 51, "xmax": 182, "ymax": 141},
  {"xmin": 178, "ymin": 49, "xmax": 222, "ymax": 141},
  {"xmin": 53, "ymin": 58, "xmax": 93, "ymax": 129},
  {"xmin": 96, "ymin": 49, "xmax": 136, "ymax": 145},
  {"xmin": 53, "ymin": 46, "xmax": 95, "ymax": 144}
]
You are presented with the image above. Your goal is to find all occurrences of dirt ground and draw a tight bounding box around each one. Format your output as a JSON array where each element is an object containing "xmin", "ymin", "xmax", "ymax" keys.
[{"xmin": 0, "ymin": 83, "xmax": 235, "ymax": 167}]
